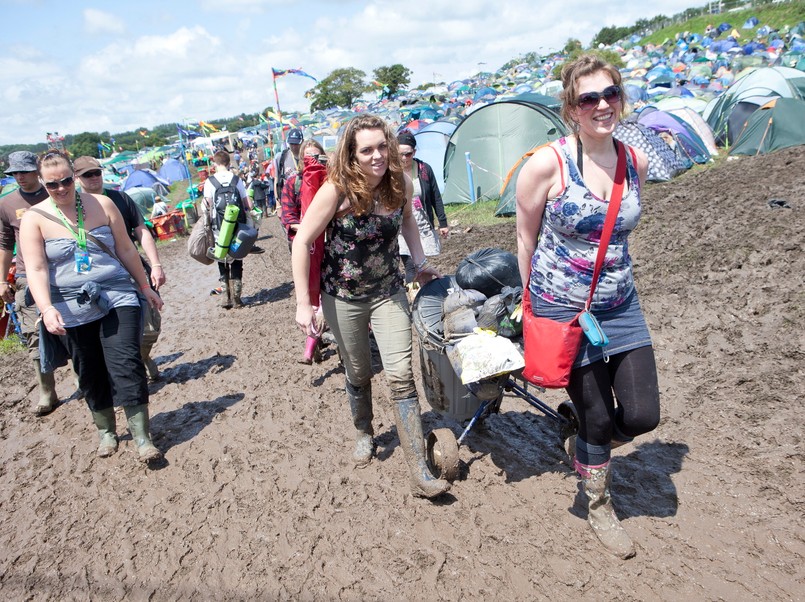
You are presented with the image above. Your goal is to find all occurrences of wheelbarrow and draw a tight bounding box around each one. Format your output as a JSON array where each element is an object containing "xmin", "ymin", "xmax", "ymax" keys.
[{"xmin": 411, "ymin": 276, "xmax": 579, "ymax": 481}]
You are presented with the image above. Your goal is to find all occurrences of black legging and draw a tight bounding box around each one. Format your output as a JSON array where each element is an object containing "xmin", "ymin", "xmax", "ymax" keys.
[
  {"xmin": 218, "ymin": 260, "xmax": 243, "ymax": 280},
  {"xmin": 566, "ymin": 345, "xmax": 660, "ymax": 449}
]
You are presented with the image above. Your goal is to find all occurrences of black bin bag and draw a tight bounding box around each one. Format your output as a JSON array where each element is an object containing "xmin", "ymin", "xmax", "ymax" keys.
[{"xmin": 455, "ymin": 248, "xmax": 521, "ymax": 298}]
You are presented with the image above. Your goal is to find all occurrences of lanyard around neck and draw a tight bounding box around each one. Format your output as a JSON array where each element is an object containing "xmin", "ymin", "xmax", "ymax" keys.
[{"xmin": 51, "ymin": 192, "xmax": 87, "ymax": 250}]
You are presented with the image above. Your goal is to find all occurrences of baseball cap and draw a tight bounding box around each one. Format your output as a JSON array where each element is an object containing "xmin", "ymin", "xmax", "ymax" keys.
[
  {"xmin": 287, "ymin": 128, "xmax": 303, "ymax": 145},
  {"xmin": 73, "ymin": 156, "xmax": 102, "ymax": 176},
  {"xmin": 6, "ymin": 151, "xmax": 38, "ymax": 174}
]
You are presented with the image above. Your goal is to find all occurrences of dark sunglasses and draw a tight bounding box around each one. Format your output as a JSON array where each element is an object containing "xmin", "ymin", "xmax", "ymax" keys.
[
  {"xmin": 576, "ymin": 85, "xmax": 621, "ymax": 111},
  {"xmin": 43, "ymin": 175, "xmax": 75, "ymax": 190},
  {"xmin": 81, "ymin": 169, "xmax": 103, "ymax": 178},
  {"xmin": 400, "ymin": 151, "xmax": 414, "ymax": 158}
]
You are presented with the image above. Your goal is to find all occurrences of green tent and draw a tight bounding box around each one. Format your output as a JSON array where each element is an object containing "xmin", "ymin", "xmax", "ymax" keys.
[
  {"xmin": 729, "ymin": 98, "xmax": 805, "ymax": 156},
  {"xmin": 442, "ymin": 99, "xmax": 566, "ymax": 205}
]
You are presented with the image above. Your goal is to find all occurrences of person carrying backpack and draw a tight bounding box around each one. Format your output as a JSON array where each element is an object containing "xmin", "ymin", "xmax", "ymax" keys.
[
  {"xmin": 273, "ymin": 127, "xmax": 303, "ymax": 207},
  {"xmin": 203, "ymin": 151, "xmax": 251, "ymax": 309}
]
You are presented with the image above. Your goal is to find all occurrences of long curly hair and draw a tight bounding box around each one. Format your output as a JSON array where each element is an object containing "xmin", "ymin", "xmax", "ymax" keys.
[
  {"xmin": 559, "ymin": 54, "xmax": 626, "ymax": 132},
  {"xmin": 327, "ymin": 114, "xmax": 405, "ymax": 216}
]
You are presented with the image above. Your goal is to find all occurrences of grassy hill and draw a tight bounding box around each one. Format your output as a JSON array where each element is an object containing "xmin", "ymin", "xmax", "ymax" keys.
[{"xmin": 639, "ymin": 1, "xmax": 805, "ymax": 46}]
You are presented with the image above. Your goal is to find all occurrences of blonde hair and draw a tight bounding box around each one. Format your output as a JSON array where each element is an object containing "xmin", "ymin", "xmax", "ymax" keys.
[
  {"xmin": 327, "ymin": 114, "xmax": 404, "ymax": 216},
  {"xmin": 560, "ymin": 54, "xmax": 626, "ymax": 132}
]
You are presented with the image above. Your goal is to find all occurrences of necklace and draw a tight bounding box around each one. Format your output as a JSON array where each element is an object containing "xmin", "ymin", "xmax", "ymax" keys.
[{"xmin": 577, "ymin": 138, "xmax": 618, "ymax": 176}]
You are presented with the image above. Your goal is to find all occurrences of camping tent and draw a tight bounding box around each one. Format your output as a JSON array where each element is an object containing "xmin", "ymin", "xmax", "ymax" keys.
[
  {"xmin": 442, "ymin": 99, "xmax": 566, "ymax": 205},
  {"xmin": 614, "ymin": 121, "xmax": 689, "ymax": 182},
  {"xmin": 704, "ymin": 66, "xmax": 805, "ymax": 145},
  {"xmin": 122, "ymin": 169, "xmax": 170, "ymax": 196},
  {"xmin": 729, "ymin": 98, "xmax": 805, "ymax": 155},
  {"xmin": 157, "ymin": 158, "xmax": 189, "ymax": 184},
  {"xmin": 413, "ymin": 121, "xmax": 457, "ymax": 193},
  {"xmin": 637, "ymin": 109, "xmax": 712, "ymax": 163}
]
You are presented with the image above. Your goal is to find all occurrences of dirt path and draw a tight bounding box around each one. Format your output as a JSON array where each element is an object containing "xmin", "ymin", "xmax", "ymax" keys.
[{"xmin": 1, "ymin": 148, "xmax": 803, "ymax": 600}]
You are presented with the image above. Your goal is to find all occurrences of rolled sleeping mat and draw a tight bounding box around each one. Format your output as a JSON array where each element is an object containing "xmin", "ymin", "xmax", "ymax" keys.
[{"xmin": 213, "ymin": 205, "xmax": 240, "ymax": 260}]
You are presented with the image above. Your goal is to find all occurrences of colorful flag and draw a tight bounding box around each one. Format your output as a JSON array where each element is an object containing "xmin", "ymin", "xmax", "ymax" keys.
[{"xmin": 271, "ymin": 68, "xmax": 318, "ymax": 82}]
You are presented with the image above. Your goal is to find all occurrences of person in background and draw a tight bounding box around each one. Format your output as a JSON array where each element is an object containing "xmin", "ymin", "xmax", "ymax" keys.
[
  {"xmin": 292, "ymin": 114, "xmax": 450, "ymax": 499},
  {"xmin": 74, "ymin": 156, "xmax": 166, "ymax": 381},
  {"xmin": 20, "ymin": 149, "xmax": 163, "ymax": 462},
  {"xmin": 280, "ymin": 139, "xmax": 326, "ymax": 252},
  {"xmin": 150, "ymin": 195, "xmax": 169, "ymax": 219},
  {"xmin": 516, "ymin": 54, "xmax": 659, "ymax": 559},
  {"xmin": 395, "ymin": 130, "xmax": 449, "ymax": 283},
  {"xmin": 0, "ymin": 151, "xmax": 60, "ymax": 415},
  {"xmin": 203, "ymin": 151, "xmax": 251, "ymax": 309},
  {"xmin": 274, "ymin": 128, "xmax": 304, "ymax": 207}
]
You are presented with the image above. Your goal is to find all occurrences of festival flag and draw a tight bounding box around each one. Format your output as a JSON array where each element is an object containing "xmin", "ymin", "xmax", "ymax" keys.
[
  {"xmin": 271, "ymin": 68, "xmax": 318, "ymax": 82},
  {"xmin": 198, "ymin": 120, "xmax": 219, "ymax": 133},
  {"xmin": 139, "ymin": 130, "xmax": 148, "ymax": 137}
]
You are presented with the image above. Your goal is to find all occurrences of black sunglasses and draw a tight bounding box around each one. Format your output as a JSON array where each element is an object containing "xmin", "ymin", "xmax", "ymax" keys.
[
  {"xmin": 81, "ymin": 169, "xmax": 103, "ymax": 178},
  {"xmin": 43, "ymin": 175, "xmax": 75, "ymax": 190},
  {"xmin": 576, "ymin": 85, "xmax": 621, "ymax": 111}
]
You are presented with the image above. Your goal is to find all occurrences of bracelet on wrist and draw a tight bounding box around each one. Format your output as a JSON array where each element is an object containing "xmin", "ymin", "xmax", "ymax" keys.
[
  {"xmin": 152, "ymin": 263, "xmax": 162, "ymax": 268},
  {"xmin": 139, "ymin": 283, "xmax": 151, "ymax": 291},
  {"xmin": 42, "ymin": 305, "xmax": 57, "ymax": 317},
  {"xmin": 414, "ymin": 258, "xmax": 428, "ymax": 274}
]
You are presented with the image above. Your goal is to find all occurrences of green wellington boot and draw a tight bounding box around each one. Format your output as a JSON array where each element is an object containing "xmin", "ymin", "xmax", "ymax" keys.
[
  {"xmin": 346, "ymin": 381, "xmax": 374, "ymax": 466},
  {"xmin": 232, "ymin": 279, "xmax": 244, "ymax": 308},
  {"xmin": 90, "ymin": 407, "xmax": 118, "ymax": 457},
  {"xmin": 393, "ymin": 397, "xmax": 450, "ymax": 499},
  {"xmin": 32, "ymin": 359, "xmax": 58, "ymax": 416},
  {"xmin": 123, "ymin": 404, "xmax": 163, "ymax": 463}
]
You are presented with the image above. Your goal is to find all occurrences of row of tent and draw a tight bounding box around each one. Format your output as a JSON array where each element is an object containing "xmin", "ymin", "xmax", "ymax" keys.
[{"xmin": 404, "ymin": 66, "xmax": 805, "ymax": 216}]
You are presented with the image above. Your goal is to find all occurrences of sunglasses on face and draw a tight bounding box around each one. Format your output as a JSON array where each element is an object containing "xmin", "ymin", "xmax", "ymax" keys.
[
  {"xmin": 81, "ymin": 169, "xmax": 103, "ymax": 178},
  {"xmin": 400, "ymin": 151, "xmax": 414, "ymax": 158},
  {"xmin": 43, "ymin": 175, "xmax": 75, "ymax": 190},
  {"xmin": 576, "ymin": 85, "xmax": 621, "ymax": 111}
]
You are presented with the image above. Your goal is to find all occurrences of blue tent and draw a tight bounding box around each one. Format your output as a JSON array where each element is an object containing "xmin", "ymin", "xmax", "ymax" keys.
[
  {"xmin": 123, "ymin": 169, "xmax": 170, "ymax": 194},
  {"xmin": 742, "ymin": 17, "xmax": 759, "ymax": 29},
  {"xmin": 157, "ymin": 158, "xmax": 188, "ymax": 184}
]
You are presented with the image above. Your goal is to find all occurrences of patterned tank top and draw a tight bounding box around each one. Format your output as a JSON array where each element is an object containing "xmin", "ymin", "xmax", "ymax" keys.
[
  {"xmin": 529, "ymin": 137, "xmax": 642, "ymax": 311},
  {"xmin": 321, "ymin": 206, "xmax": 405, "ymax": 301}
]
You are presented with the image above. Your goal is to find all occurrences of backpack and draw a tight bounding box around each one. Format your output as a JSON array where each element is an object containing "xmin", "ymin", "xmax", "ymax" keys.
[
  {"xmin": 209, "ymin": 174, "xmax": 246, "ymax": 231},
  {"xmin": 276, "ymin": 149, "xmax": 295, "ymax": 200}
]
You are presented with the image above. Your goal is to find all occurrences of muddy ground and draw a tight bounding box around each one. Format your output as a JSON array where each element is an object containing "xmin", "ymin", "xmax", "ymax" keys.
[{"xmin": 1, "ymin": 147, "xmax": 803, "ymax": 601}]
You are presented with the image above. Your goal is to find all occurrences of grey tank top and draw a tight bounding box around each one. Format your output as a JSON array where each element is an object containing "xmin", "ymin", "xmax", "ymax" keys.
[{"xmin": 45, "ymin": 225, "xmax": 139, "ymax": 327}]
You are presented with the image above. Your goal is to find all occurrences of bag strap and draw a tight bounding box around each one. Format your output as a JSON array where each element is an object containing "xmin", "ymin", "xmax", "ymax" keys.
[
  {"xmin": 585, "ymin": 140, "xmax": 627, "ymax": 310},
  {"xmin": 29, "ymin": 206, "xmax": 120, "ymax": 263}
]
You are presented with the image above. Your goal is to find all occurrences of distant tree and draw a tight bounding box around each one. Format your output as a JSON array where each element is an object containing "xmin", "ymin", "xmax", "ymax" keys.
[
  {"xmin": 68, "ymin": 132, "xmax": 102, "ymax": 159},
  {"xmin": 591, "ymin": 25, "xmax": 633, "ymax": 47},
  {"xmin": 372, "ymin": 64, "xmax": 411, "ymax": 96},
  {"xmin": 563, "ymin": 38, "xmax": 583, "ymax": 54},
  {"xmin": 308, "ymin": 68, "xmax": 368, "ymax": 111}
]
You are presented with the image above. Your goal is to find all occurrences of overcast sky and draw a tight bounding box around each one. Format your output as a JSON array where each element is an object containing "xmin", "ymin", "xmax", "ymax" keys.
[{"xmin": 1, "ymin": 0, "xmax": 697, "ymax": 145}]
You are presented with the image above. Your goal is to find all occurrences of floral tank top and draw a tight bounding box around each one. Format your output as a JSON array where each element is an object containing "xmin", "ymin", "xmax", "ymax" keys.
[
  {"xmin": 321, "ymin": 206, "xmax": 405, "ymax": 301},
  {"xmin": 529, "ymin": 137, "xmax": 642, "ymax": 311}
]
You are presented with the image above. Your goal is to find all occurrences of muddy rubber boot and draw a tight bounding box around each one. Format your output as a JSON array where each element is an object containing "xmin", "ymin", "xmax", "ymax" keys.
[
  {"xmin": 32, "ymin": 359, "xmax": 58, "ymax": 416},
  {"xmin": 232, "ymin": 279, "xmax": 244, "ymax": 308},
  {"xmin": 221, "ymin": 278, "xmax": 233, "ymax": 310},
  {"xmin": 140, "ymin": 343, "xmax": 160, "ymax": 382},
  {"xmin": 90, "ymin": 407, "xmax": 118, "ymax": 457},
  {"xmin": 123, "ymin": 404, "xmax": 163, "ymax": 463},
  {"xmin": 393, "ymin": 397, "xmax": 450, "ymax": 499},
  {"xmin": 577, "ymin": 460, "xmax": 635, "ymax": 559},
  {"xmin": 346, "ymin": 381, "xmax": 375, "ymax": 466}
]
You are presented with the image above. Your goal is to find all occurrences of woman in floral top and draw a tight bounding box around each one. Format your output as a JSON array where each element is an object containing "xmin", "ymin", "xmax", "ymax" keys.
[{"xmin": 291, "ymin": 114, "xmax": 450, "ymax": 499}]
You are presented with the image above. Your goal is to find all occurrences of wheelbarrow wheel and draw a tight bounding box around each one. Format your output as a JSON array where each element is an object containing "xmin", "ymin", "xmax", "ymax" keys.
[
  {"xmin": 557, "ymin": 400, "xmax": 579, "ymax": 441},
  {"xmin": 426, "ymin": 428, "xmax": 460, "ymax": 482}
]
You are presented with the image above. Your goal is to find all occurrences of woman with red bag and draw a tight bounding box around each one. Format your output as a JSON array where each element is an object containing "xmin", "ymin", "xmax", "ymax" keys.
[{"xmin": 516, "ymin": 55, "xmax": 660, "ymax": 559}]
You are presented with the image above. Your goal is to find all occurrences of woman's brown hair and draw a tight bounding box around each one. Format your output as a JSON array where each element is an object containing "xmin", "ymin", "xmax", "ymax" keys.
[
  {"xmin": 37, "ymin": 149, "xmax": 73, "ymax": 175},
  {"xmin": 327, "ymin": 113, "xmax": 405, "ymax": 216}
]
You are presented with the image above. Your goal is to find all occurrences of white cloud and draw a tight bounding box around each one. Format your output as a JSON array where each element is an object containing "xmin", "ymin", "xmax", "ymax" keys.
[
  {"xmin": 83, "ymin": 8, "xmax": 126, "ymax": 35},
  {"xmin": 0, "ymin": 0, "xmax": 709, "ymax": 144}
]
